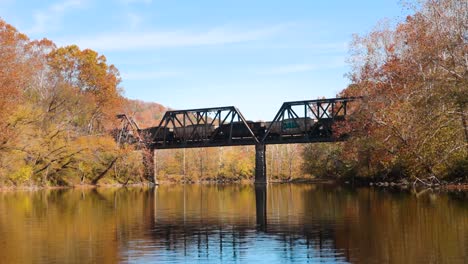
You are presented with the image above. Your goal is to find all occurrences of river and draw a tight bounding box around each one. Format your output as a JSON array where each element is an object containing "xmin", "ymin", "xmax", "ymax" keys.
[{"xmin": 0, "ymin": 184, "xmax": 466, "ymax": 263}]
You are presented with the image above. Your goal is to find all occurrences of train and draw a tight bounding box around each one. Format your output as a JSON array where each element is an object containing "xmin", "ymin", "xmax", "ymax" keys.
[{"xmin": 140, "ymin": 117, "xmax": 336, "ymax": 142}]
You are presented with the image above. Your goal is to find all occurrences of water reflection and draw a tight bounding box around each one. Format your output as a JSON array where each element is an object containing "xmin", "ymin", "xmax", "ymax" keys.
[
  {"xmin": 0, "ymin": 185, "xmax": 466, "ymax": 263},
  {"xmin": 149, "ymin": 185, "xmax": 349, "ymax": 263},
  {"xmin": 255, "ymin": 185, "xmax": 267, "ymax": 230}
]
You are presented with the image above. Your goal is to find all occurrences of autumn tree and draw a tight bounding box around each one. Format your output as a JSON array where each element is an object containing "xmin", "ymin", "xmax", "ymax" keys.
[
  {"xmin": 0, "ymin": 20, "xmax": 30, "ymax": 151},
  {"xmin": 339, "ymin": 0, "xmax": 467, "ymax": 180},
  {"xmin": 47, "ymin": 45, "xmax": 123, "ymax": 133}
]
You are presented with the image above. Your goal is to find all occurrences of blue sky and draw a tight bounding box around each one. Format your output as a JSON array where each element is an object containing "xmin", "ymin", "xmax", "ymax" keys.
[{"xmin": 1, "ymin": 0, "xmax": 409, "ymax": 120}]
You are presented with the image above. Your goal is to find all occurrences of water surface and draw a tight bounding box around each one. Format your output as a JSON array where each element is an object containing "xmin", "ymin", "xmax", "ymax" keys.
[{"xmin": 0, "ymin": 184, "xmax": 466, "ymax": 263}]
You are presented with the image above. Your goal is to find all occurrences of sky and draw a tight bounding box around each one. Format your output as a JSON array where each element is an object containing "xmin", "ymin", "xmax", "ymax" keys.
[{"xmin": 1, "ymin": 0, "xmax": 410, "ymax": 121}]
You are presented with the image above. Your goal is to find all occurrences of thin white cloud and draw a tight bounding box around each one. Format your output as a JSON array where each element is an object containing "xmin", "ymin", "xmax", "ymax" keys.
[
  {"xmin": 122, "ymin": 70, "xmax": 180, "ymax": 81},
  {"xmin": 26, "ymin": 0, "xmax": 84, "ymax": 34},
  {"xmin": 56, "ymin": 24, "xmax": 287, "ymax": 51}
]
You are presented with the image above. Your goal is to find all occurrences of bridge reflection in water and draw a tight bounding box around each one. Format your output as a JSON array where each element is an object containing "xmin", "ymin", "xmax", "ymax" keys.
[{"xmin": 150, "ymin": 184, "xmax": 349, "ymax": 263}]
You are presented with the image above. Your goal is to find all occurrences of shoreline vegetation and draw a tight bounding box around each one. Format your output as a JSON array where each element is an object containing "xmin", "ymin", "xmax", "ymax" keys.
[
  {"xmin": 0, "ymin": 0, "xmax": 466, "ymax": 189},
  {"xmin": 1, "ymin": 177, "xmax": 467, "ymax": 193}
]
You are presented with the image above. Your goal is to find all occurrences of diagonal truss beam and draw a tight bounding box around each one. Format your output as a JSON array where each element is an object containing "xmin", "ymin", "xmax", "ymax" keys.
[{"xmin": 148, "ymin": 106, "xmax": 259, "ymax": 148}]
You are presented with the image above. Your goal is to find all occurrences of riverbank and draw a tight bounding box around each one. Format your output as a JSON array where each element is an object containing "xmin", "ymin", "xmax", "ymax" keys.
[
  {"xmin": 1, "ymin": 177, "xmax": 467, "ymax": 192},
  {"xmin": 339, "ymin": 176, "xmax": 468, "ymax": 191},
  {"xmin": 0, "ymin": 183, "xmax": 155, "ymax": 192}
]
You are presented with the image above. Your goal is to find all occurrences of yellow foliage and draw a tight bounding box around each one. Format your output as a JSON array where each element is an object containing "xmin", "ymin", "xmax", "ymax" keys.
[{"xmin": 9, "ymin": 165, "xmax": 33, "ymax": 184}]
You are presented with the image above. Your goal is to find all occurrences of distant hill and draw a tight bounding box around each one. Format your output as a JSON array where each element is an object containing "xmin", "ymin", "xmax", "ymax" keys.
[{"xmin": 123, "ymin": 99, "xmax": 169, "ymax": 128}]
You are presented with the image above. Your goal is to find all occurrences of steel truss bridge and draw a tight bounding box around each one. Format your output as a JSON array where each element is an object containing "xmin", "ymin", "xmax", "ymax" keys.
[{"xmin": 116, "ymin": 97, "xmax": 359, "ymax": 183}]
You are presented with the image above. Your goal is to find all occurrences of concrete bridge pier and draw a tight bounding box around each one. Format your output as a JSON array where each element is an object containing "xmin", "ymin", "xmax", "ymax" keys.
[
  {"xmin": 152, "ymin": 149, "xmax": 159, "ymax": 185},
  {"xmin": 145, "ymin": 149, "xmax": 158, "ymax": 185},
  {"xmin": 255, "ymin": 143, "xmax": 267, "ymax": 184}
]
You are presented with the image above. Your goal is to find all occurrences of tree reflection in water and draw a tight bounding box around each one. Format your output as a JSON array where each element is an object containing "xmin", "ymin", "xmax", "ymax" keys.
[{"xmin": 0, "ymin": 185, "xmax": 466, "ymax": 263}]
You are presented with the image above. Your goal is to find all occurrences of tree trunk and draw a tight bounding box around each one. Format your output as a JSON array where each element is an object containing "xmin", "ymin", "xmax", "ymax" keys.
[
  {"xmin": 91, "ymin": 158, "xmax": 118, "ymax": 185},
  {"xmin": 460, "ymin": 105, "xmax": 468, "ymax": 152}
]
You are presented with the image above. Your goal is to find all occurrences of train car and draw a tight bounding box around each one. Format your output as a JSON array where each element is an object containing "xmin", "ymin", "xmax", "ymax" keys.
[
  {"xmin": 139, "ymin": 127, "xmax": 173, "ymax": 141},
  {"xmin": 173, "ymin": 124, "xmax": 215, "ymax": 140},
  {"xmin": 250, "ymin": 122, "xmax": 266, "ymax": 137},
  {"xmin": 266, "ymin": 117, "xmax": 314, "ymax": 136},
  {"xmin": 214, "ymin": 121, "xmax": 265, "ymax": 139}
]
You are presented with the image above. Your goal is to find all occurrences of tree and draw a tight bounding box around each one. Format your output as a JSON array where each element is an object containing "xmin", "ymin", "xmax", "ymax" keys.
[
  {"xmin": 339, "ymin": 0, "xmax": 467, "ymax": 179},
  {"xmin": 47, "ymin": 45, "xmax": 123, "ymax": 133},
  {"xmin": 0, "ymin": 20, "xmax": 29, "ymax": 150}
]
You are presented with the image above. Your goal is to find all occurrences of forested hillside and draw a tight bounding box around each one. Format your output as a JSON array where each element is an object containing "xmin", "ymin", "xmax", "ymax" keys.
[{"xmin": 123, "ymin": 99, "xmax": 167, "ymax": 128}]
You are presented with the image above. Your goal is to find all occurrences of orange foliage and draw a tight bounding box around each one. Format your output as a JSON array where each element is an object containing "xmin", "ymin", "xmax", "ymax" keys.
[{"xmin": 47, "ymin": 45, "xmax": 123, "ymax": 132}]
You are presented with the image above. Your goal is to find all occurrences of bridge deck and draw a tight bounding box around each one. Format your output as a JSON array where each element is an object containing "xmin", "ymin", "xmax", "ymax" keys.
[{"xmin": 150, "ymin": 136, "xmax": 339, "ymax": 149}]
